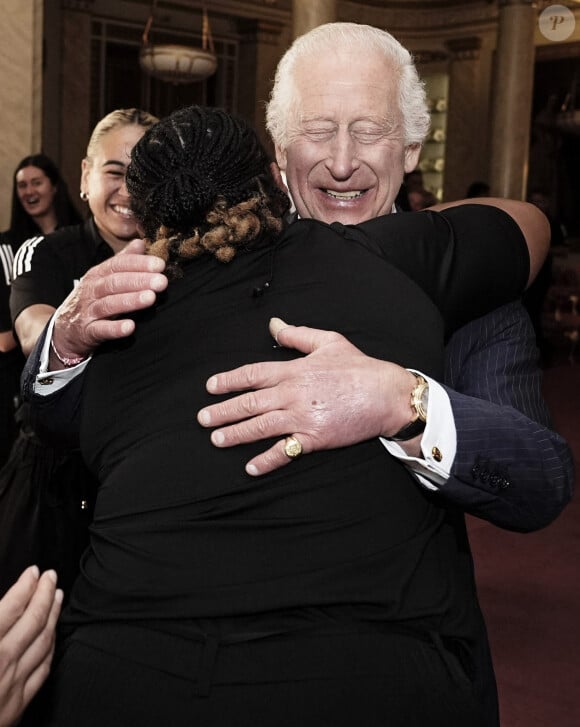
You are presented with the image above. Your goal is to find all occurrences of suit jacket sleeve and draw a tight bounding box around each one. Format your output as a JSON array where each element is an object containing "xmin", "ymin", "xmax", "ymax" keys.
[
  {"xmin": 21, "ymin": 324, "xmax": 85, "ymax": 448},
  {"xmin": 440, "ymin": 300, "xmax": 574, "ymax": 532}
]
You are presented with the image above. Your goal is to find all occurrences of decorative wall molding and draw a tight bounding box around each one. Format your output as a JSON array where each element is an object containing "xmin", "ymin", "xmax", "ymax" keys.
[
  {"xmin": 536, "ymin": 39, "xmax": 580, "ymax": 61},
  {"xmin": 108, "ymin": 0, "xmax": 291, "ymax": 24},
  {"xmin": 445, "ymin": 36, "xmax": 482, "ymax": 60},
  {"xmin": 340, "ymin": 0, "xmax": 498, "ymax": 32},
  {"xmin": 412, "ymin": 49, "xmax": 449, "ymax": 64}
]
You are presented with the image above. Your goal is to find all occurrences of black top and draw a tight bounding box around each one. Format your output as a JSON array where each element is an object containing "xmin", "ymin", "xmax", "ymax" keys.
[
  {"xmin": 10, "ymin": 218, "xmax": 113, "ymax": 325},
  {"xmin": 71, "ymin": 206, "xmax": 528, "ymax": 646}
]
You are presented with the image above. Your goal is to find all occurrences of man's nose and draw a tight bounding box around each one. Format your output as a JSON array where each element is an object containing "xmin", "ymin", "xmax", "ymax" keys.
[{"xmin": 324, "ymin": 130, "xmax": 360, "ymax": 180}]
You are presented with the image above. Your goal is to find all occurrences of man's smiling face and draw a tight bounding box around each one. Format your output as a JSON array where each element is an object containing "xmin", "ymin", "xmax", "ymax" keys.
[{"xmin": 276, "ymin": 49, "xmax": 421, "ymax": 225}]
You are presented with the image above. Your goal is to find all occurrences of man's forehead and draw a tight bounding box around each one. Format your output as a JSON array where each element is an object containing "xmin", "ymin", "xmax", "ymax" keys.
[
  {"xmin": 294, "ymin": 81, "xmax": 400, "ymax": 126},
  {"xmin": 293, "ymin": 55, "xmax": 398, "ymax": 105},
  {"xmin": 294, "ymin": 47, "xmax": 396, "ymax": 83}
]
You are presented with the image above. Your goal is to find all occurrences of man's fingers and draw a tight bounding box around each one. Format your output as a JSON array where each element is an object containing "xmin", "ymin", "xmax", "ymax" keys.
[
  {"xmin": 207, "ymin": 410, "xmax": 291, "ymax": 448},
  {"xmin": 88, "ymin": 288, "xmax": 159, "ymax": 320},
  {"xmin": 86, "ymin": 318, "xmax": 136, "ymax": 343},
  {"xmin": 205, "ymin": 361, "xmax": 289, "ymax": 397},
  {"xmin": 269, "ymin": 318, "xmax": 344, "ymax": 354},
  {"xmin": 93, "ymin": 270, "xmax": 167, "ymax": 298},
  {"xmin": 198, "ymin": 387, "xmax": 283, "ymax": 428},
  {"xmin": 245, "ymin": 438, "xmax": 307, "ymax": 477},
  {"xmin": 117, "ymin": 238, "xmax": 147, "ymax": 256}
]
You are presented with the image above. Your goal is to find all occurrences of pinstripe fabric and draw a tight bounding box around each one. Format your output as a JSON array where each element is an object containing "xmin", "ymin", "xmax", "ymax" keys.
[{"xmin": 442, "ymin": 300, "xmax": 574, "ymax": 532}]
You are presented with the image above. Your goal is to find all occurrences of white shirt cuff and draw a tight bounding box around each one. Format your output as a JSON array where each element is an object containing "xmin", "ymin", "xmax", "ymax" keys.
[
  {"xmin": 34, "ymin": 316, "xmax": 91, "ymax": 395},
  {"xmin": 380, "ymin": 373, "xmax": 457, "ymax": 491}
]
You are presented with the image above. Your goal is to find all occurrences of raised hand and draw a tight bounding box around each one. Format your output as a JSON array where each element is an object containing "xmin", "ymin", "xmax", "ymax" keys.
[
  {"xmin": 51, "ymin": 239, "xmax": 167, "ymax": 364},
  {"xmin": 198, "ymin": 317, "xmax": 416, "ymax": 475}
]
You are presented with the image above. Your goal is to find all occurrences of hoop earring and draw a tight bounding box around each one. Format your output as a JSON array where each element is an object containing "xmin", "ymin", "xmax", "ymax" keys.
[{"xmin": 80, "ymin": 191, "xmax": 89, "ymax": 201}]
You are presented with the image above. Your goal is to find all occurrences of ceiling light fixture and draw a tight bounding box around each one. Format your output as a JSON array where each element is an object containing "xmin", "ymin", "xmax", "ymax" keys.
[{"xmin": 140, "ymin": 3, "xmax": 217, "ymax": 85}]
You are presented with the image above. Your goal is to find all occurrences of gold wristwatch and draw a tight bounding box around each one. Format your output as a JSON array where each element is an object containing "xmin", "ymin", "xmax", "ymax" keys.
[{"xmin": 389, "ymin": 373, "xmax": 429, "ymax": 442}]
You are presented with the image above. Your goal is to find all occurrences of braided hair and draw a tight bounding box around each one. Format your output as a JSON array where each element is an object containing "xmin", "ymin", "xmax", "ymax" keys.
[{"xmin": 126, "ymin": 106, "xmax": 290, "ymax": 275}]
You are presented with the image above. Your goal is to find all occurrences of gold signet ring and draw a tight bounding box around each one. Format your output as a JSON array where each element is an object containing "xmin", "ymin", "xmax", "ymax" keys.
[{"xmin": 284, "ymin": 435, "xmax": 303, "ymax": 459}]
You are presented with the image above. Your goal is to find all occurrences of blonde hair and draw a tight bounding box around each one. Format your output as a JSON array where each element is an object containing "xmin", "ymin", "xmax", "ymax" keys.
[
  {"xmin": 85, "ymin": 108, "xmax": 158, "ymax": 162},
  {"xmin": 266, "ymin": 22, "xmax": 430, "ymax": 149}
]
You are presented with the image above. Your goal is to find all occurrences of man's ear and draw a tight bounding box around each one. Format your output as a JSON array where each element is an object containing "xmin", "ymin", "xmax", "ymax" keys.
[
  {"xmin": 404, "ymin": 144, "xmax": 422, "ymax": 174},
  {"xmin": 274, "ymin": 145, "xmax": 287, "ymax": 174},
  {"xmin": 270, "ymin": 161, "xmax": 289, "ymax": 195}
]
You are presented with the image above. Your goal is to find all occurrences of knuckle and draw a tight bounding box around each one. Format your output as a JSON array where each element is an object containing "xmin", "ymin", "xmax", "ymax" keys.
[
  {"xmin": 239, "ymin": 391, "xmax": 261, "ymax": 416},
  {"xmin": 253, "ymin": 416, "xmax": 272, "ymax": 438},
  {"xmin": 239, "ymin": 363, "xmax": 261, "ymax": 388}
]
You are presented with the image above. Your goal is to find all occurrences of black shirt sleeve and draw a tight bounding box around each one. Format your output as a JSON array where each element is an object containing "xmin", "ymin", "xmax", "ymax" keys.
[
  {"xmin": 10, "ymin": 235, "xmax": 66, "ymax": 324},
  {"xmin": 356, "ymin": 205, "xmax": 529, "ymax": 336}
]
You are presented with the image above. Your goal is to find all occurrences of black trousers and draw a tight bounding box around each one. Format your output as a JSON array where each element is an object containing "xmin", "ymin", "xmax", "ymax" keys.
[{"xmin": 25, "ymin": 622, "xmax": 484, "ymax": 727}]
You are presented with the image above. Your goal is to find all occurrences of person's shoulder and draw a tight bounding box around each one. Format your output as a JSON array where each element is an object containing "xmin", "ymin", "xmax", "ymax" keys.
[
  {"xmin": 436, "ymin": 203, "xmax": 511, "ymax": 224},
  {"xmin": 11, "ymin": 222, "xmax": 88, "ymax": 280},
  {"xmin": 283, "ymin": 217, "xmax": 336, "ymax": 245},
  {"xmin": 18, "ymin": 222, "xmax": 87, "ymax": 256},
  {"xmin": 12, "ymin": 233, "xmax": 48, "ymax": 268},
  {"xmin": 39, "ymin": 221, "xmax": 87, "ymax": 245},
  {"xmin": 0, "ymin": 229, "xmax": 23, "ymax": 253}
]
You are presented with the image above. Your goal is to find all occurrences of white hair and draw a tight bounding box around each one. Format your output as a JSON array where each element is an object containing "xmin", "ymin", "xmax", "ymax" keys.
[{"xmin": 266, "ymin": 22, "xmax": 430, "ymax": 149}]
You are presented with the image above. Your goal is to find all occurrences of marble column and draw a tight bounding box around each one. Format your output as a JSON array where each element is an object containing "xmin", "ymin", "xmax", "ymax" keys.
[
  {"xmin": 292, "ymin": 0, "xmax": 337, "ymax": 39},
  {"xmin": 444, "ymin": 37, "xmax": 488, "ymax": 202},
  {"xmin": 0, "ymin": 0, "xmax": 43, "ymax": 229},
  {"xmin": 489, "ymin": 0, "xmax": 536, "ymax": 200}
]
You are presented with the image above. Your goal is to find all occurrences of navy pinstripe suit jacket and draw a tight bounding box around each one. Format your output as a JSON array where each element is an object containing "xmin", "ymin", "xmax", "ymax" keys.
[{"xmin": 442, "ymin": 299, "xmax": 573, "ymax": 532}]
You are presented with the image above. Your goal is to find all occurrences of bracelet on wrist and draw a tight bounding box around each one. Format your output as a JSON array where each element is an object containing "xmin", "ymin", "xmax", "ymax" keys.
[{"xmin": 50, "ymin": 338, "xmax": 87, "ymax": 368}]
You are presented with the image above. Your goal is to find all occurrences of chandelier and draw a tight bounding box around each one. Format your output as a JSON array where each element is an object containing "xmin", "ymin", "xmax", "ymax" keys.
[{"xmin": 140, "ymin": 4, "xmax": 217, "ymax": 85}]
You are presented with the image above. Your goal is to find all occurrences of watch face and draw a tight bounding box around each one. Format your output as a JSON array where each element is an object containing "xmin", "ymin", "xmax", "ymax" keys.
[
  {"xmin": 411, "ymin": 377, "xmax": 429, "ymax": 423},
  {"xmin": 421, "ymin": 385, "xmax": 429, "ymax": 413}
]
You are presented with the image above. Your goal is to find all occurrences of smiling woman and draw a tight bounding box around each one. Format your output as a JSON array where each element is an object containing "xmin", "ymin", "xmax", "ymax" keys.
[
  {"xmin": 0, "ymin": 154, "xmax": 81, "ymax": 467},
  {"xmin": 79, "ymin": 120, "xmax": 153, "ymax": 253},
  {"xmin": 16, "ymin": 165, "xmax": 57, "ymax": 230},
  {"xmin": 7, "ymin": 154, "xmax": 81, "ymax": 244}
]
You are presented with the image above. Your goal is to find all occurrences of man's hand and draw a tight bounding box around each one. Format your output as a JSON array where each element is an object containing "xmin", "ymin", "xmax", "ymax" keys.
[
  {"xmin": 0, "ymin": 566, "xmax": 63, "ymax": 727},
  {"xmin": 197, "ymin": 318, "xmax": 417, "ymax": 475},
  {"xmin": 51, "ymin": 239, "xmax": 167, "ymax": 363}
]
